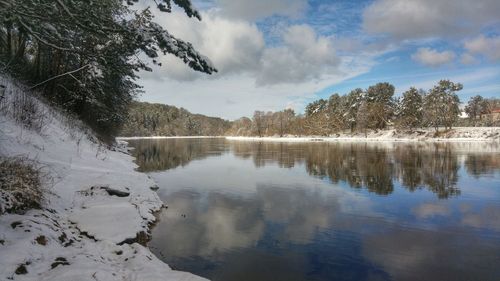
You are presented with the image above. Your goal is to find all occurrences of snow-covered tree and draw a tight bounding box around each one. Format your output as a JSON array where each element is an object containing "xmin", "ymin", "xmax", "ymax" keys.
[
  {"xmin": 0, "ymin": 0, "xmax": 216, "ymax": 138},
  {"xmin": 305, "ymin": 99, "xmax": 328, "ymax": 117},
  {"xmin": 424, "ymin": 80, "xmax": 462, "ymax": 131},
  {"xmin": 465, "ymin": 95, "xmax": 489, "ymax": 125},
  {"xmin": 356, "ymin": 100, "xmax": 370, "ymax": 136},
  {"xmin": 365, "ymin": 82, "xmax": 395, "ymax": 129},
  {"xmin": 343, "ymin": 88, "xmax": 364, "ymax": 132},
  {"xmin": 396, "ymin": 87, "xmax": 423, "ymax": 130}
]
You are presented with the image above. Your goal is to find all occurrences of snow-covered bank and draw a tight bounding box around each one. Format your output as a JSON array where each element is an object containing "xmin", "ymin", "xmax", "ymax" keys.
[
  {"xmin": 0, "ymin": 76, "xmax": 207, "ymax": 280},
  {"xmin": 226, "ymin": 127, "xmax": 500, "ymax": 143},
  {"xmin": 117, "ymin": 136, "xmax": 223, "ymax": 140}
]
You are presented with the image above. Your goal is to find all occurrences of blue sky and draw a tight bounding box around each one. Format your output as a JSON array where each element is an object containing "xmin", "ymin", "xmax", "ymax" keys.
[{"xmin": 138, "ymin": 0, "xmax": 500, "ymax": 119}]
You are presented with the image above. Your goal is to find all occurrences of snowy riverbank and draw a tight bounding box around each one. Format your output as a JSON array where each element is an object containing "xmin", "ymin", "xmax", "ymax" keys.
[
  {"xmin": 0, "ymin": 77, "xmax": 207, "ymax": 281},
  {"xmin": 226, "ymin": 127, "xmax": 500, "ymax": 143}
]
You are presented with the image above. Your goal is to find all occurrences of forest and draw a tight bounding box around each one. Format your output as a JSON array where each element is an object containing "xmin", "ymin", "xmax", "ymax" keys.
[
  {"xmin": 130, "ymin": 81, "xmax": 499, "ymax": 138},
  {"xmin": 0, "ymin": 0, "xmax": 216, "ymax": 141},
  {"xmin": 226, "ymin": 81, "xmax": 500, "ymax": 137},
  {"xmin": 120, "ymin": 101, "xmax": 231, "ymax": 136}
]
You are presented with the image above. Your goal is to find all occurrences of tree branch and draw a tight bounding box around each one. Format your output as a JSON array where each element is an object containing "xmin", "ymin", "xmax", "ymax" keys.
[
  {"xmin": 30, "ymin": 64, "xmax": 90, "ymax": 89},
  {"xmin": 19, "ymin": 20, "xmax": 75, "ymax": 52}
]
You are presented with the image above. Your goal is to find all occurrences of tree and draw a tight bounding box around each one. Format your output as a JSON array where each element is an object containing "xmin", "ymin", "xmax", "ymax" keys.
[
  {"xmin": 465, "ymin": 95, "xmax": 488, "ymax": 125},
  {"xmin": 305, "ymin": 99, "xmax": 327, "ymax": 117},
  {"xmin": 397, "ymin": 87, "xmax": 423, "ymax": 130},
  {"xmin": 276, "ymin": 109, "xmax": 295, "ymax": 137},
  {"xmin": 0, "ymin": 0, "xmax": 216, "ymax": 139},
  {"xmin": 365, "ymin": 82, "xmax": 395, "ymax": 129},
  {"xmin": 356, "ymin": 100, "xmax": 370, "ymax": 136},
  {"xmin": 253, "ymin": 111, "xmax": 265, "ymax": 137},
  {"xmin": 327, "ymin": 93, "xmax": 346, "ymax": 132},
  {"xmin": 424, "ymin": 80, "xmax": 462, "ymax": 131},
  {"xmin": 343, "ymin": 88, "xmax": 364, "ymax": 132}
]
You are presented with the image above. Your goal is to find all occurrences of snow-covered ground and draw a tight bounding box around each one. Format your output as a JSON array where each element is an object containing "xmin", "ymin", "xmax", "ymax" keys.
[
  {"xmin": 0, "ymin": 76, "xmax": 207, "ymax": 281},
  {"xmin": 117, "ymin": 136, "xmax": 223, "ymax": 140},
  {"xmin": 226, "ymin": 127, "xmax": 500, "ymax": 143}
]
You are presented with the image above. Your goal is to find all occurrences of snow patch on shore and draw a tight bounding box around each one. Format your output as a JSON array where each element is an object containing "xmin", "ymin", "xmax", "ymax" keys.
[
  {"xmin": 0, "ymin": 76, "xmax": 207, "ymax": 280},
  {"xmin": 226, "ymin": 127, "xmax": 500, "ymax": 143}
]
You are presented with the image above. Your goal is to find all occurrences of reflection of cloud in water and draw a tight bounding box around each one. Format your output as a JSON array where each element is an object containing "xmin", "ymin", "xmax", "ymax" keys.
[
  {"xmin": 152, "ymin": 191, "xmax": 264, "ymax": 258},
  {"xmin": 362, "ymin": 226, "xmax": 500, "ymax": 281},
  {"xmin": 460, "ymin": 205, "xmax": 500, "ymax": 231},
  {"xmin": 133, "ymin": 139, "xmax": 500, "ymax": 280},
  {"xmin": 413, "ymin": 202, "xmax": 451, "ymax": 219},
  {"xmin": 151, "ymin": 184, "xmax": 372, "ymax": 259},
  {"xmin": 257, "ymin": 185, "xmax": 337, "ymax": 244}
]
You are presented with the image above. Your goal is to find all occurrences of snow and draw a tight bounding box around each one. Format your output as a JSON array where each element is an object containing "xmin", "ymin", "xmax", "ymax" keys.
[
  {"xmin": 117, "ymin": 136, "xmax": 223, "ymax": 140},
  {"xmin": 226, "ymin": 127, "xmax": 500, "ymax": 143},
  {"xmin": 0, "ymin": 76, "xmax": 207, "ymax": 281}
]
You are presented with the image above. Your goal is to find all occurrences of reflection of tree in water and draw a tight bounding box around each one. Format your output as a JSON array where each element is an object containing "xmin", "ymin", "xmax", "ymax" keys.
[
  {"xmin": 230, "ymin": 142, "xmax": 495, "ymax": 198},
  {"xmin": 304, "ymin": 143, "xmax": 394, "ymax": 195},
  {"xmin": 464, "ymin": 153, "xmax": 500, "ymax": 178},
  {"xmin": 130, "ymin": 139, "xmax": 499, "ymax": 198},
  {"xmin": 393, "ymin": 143, "xmax": 461, "ymax": 198},
  {"xmin": 129, "ymin": 138, "xmax": 227, "ymax": 172},
  {"xmin": 231, "ymin": 141, "xmax": 306, "ymax": 168},
  {"xmin": 420, "ymin": 144, "xmax": 460, "ymax": 198}
]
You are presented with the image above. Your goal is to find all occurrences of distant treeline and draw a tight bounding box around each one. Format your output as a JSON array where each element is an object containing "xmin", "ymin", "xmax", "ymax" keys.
[
  {"xmin": 228, "ymin": 80, "xmax": 500, "ymax": 137},
  {"xmin": 125, "ymin": 80, "xmax": 499, "ymax": 137},
  {"xmin": 120, "ymin": 101, "xmax": 231, "ymax": 137}
]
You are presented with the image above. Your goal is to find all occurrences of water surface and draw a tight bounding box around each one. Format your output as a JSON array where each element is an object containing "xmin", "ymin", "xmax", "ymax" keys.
[{"xmin": 128, "ymin": 138, "xmax": 500, "ymax": 281}]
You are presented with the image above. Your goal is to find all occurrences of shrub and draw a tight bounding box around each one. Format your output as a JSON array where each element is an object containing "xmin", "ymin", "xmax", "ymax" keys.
[
  {"xmin": 0, "ymin": 80, "xmax": 49, "ymax": 133},
  {"xmin": 0, "ymin": 157, "xmax": 46, "ymax": 214}
]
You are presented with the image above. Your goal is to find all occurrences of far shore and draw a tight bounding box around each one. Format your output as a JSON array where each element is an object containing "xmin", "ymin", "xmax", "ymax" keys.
[{"xmin": 117, "ymin": 127, "xmax": 500, "ymax": 142}]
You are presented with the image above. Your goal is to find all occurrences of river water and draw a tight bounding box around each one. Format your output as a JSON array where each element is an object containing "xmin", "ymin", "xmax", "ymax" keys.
[{"xmin": 128, "ymin": 138, "xmax": 500, "ymax": 281}]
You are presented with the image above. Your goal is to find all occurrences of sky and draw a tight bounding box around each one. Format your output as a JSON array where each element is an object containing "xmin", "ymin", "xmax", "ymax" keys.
[{"xmin": 137, "ymin": 0, "xmax": 500, "ymax": 120}]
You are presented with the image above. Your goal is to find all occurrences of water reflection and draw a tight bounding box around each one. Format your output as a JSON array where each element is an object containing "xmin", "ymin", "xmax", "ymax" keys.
[
  {"xmin": 129, "ymin": 139, "xmax": 500, "ymax": 198},
  {"xmin": 131, "ymin": 138, "xmax": 227, "ymax": 172},
  {"xmin": 127, "ymin": 139, "xmax": 500, "ymax": 281}
]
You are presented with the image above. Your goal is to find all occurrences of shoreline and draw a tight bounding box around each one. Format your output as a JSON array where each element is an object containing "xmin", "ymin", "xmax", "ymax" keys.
[
  {"xmin": 117, "ymin": 135, "xmax": 224, "ymax": 140},
  {"xmin": 117, "ymin": 127, "xmax": 500, "ymax": 143},
  {"xmin": 0, "ymin": 77, "xmax": 207, "ymax": 281},
  {"xmin": 225, "ymin": 136, "xmax": 500, "ymax": 143}
]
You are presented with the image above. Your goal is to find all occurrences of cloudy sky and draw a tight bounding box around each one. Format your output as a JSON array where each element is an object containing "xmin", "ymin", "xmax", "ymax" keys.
[{"xmin": 138, "ymin": 0, "xmax": 500, "ymax": 120}]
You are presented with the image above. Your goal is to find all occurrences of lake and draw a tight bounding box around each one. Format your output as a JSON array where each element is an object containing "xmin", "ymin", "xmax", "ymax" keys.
[{"xmin": 127, "ymin": 138, "xmax": 500, "ymax": 281}]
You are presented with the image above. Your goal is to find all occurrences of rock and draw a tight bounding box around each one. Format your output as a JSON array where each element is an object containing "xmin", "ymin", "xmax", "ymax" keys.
[
  {"xmin": 35, "ymin": 235, "xmax": 47, "ymax": 246},
  {"xmin": 15, "ymin": 264, "xmax": 27, "ymax": 275},
  {"xmin": 100, "ymin": 186, "xmax": 130, "ymax": 197},
  {"xmin": 51, "ymin": 257, "xmax": 69, "ymax": 269}
]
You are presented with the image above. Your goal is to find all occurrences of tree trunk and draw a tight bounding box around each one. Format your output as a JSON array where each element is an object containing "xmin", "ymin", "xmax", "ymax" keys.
[{"xmin": 6, "ymin": 24, "xmax": 12, "ymax": 58}]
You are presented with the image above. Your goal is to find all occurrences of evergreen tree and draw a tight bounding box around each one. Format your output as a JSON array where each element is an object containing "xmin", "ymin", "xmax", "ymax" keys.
[
  {"xmin": 0, "ymin": 0, "xmax": 216, "ymax": 139},
  {"xmin": 397, "ymin": 87, "xmax": 423, "ymax": 129},
  {"xmin": 365, "ymin": 82, "xmax": 395, "ymax": 129},
  {"xmin": 343, "ymin": 88, "xmax": 364, "ymax": 132},
  {"xmin": 424, "ymin": 80, "xmax": 462, "ymax": 131}
]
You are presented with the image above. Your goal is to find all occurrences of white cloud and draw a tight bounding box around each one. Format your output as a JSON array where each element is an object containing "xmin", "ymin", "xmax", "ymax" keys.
[
  {"xmin": 138, "ymin": 63, "xmax": 367, "ymax": 120},
  {"xmin": 141, "ymin": 9, "xmax": 265, "ymax": 81},
  {"xmin": 464, "ymin": 35, "xmax": 500, "ymax": 61},
  {"xmin": 411, "ymin": 48, "xmax": 456, "ymax": 67},
  {"xmin": 214, "ymin": 0, "xmax": 308, "ymax": 20},
  {"xmin": 141, "ymin": 9, "xmax": 344, "ymax": 86},
  {"xmin": 460, "ymin": 53, "xmax": 478, "ymax": 65},
  {"xmin": 133, "ymin": 7, "xmax": 376, "ymax": 119},
  {"xmin": 257, "ymin": 25, "xmax": 340, "ymax": 85},
  {"xmin": 363, "ymin": 0, "xmax": 500, "ymax": 40}
]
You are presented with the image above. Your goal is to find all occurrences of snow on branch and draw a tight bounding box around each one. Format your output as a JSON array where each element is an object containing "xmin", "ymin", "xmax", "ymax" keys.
[{"xmin": 140, "ymin": 22, "xmax": 217, "ymax": 74}]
